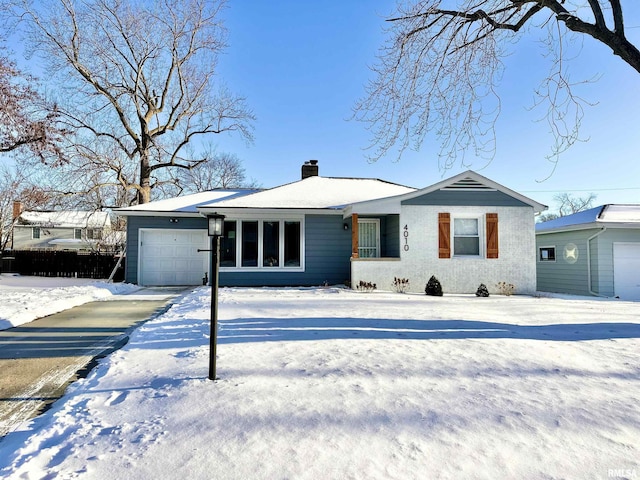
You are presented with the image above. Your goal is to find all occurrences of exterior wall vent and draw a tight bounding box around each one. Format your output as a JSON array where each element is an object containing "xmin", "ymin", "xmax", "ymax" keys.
[{"xmin": 441, "ymin": 177, "xmax": 496, "ymax": 191}]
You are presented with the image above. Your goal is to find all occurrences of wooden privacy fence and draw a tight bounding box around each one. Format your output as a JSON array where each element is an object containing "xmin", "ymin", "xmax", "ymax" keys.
[{"xmin": 1, "ymin": 250, "xmax": 125, "ymax": 281}]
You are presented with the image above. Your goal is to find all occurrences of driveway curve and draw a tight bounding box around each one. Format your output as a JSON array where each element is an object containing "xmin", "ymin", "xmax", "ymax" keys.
[{"xmin": 0, "ymin": 287, "xmax": 189, "ymax": 438}]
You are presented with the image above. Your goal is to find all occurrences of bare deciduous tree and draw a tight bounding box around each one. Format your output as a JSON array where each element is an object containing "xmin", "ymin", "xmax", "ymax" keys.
[
  {"xmin": 0, "ymin": 56, "xmax": 67, "ymax": 163},
  {"xmin": 0, "ymin": 164, "xmax": 54, "ymax": 250},
  {"xmin": 175, "ymin": 151, "xmax": 259, "ymax": 194},
  {"xmin": 8, "ymin": 0, "xmax": 254, "ymax": 204},
  {"xmin": 354, "ymin": 1, "xmax": 640, "ymax": 169},
  {"xmin": 537, "ymin": 192, "xmax": 597, "ymax": 222}
]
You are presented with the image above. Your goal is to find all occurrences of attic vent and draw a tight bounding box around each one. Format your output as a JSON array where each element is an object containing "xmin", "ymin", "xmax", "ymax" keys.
[{"xmin": 441, "ymin": 177, "xmax": 495, "ymax": 191}]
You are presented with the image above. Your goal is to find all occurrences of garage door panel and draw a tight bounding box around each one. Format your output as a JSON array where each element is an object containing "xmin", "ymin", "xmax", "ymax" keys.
[
  {"xmin": 614, "ymin": 243, "xmax": 640, "ymax": 301},
  {"xmin": 140, "ymin": 229, "xmax": 208, "ymax": 286}
]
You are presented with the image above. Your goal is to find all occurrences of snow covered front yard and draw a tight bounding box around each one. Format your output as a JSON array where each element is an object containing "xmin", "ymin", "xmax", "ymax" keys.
[
  {"xmin": 0, "ymin": 274, "xmax": 140, "ymax": 330},
  {"xmin": 1, "ymin": 286, "xmax": 639, "ymax": 479}
]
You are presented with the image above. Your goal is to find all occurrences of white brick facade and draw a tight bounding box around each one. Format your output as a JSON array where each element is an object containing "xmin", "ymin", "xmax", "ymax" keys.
[{"xmin": 351, "ymin": 206, "xmax": 537, "ymax": 294}]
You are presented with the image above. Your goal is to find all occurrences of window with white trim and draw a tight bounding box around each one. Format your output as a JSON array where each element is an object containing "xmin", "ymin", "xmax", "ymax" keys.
[
  {"xmin": 358, "ymin": 219, "xmax": 380, "ymax": 258},
  {"xmin": 539, "ymin": 246, "xmax": 556, "ymax": 262},
  {"xmin": 87, "ymin": 228, "xmax": 102, "ymax": 240},
  {"xmin": 220, "ymin": 219, "xmax": 303, "ymax": 270},
  {"xmin": 453, "ymin": 218, "xmax": 480, "ymax": 256},
  {"xmin": 74, "ymin": 228, "xmax": 83, "ymax": 240},
  {"xmin": 32, "ymin": 227, "xmax": 41, "ymax": 239}
]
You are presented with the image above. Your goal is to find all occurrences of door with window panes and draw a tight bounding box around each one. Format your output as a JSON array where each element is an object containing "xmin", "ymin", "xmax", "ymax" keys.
[{"xmin": 358, "ymin": 219, "xmax": 380, "ymax": 258}]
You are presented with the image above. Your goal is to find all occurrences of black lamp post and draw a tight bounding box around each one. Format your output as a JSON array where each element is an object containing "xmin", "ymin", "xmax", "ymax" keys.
[{"xmin": 207, "ymin": 213, "xmax": 225, "ymax": 381}]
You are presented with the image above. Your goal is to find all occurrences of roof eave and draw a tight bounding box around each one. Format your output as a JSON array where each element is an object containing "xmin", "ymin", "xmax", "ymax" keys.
[
  {"xmin": 196, "ymin": 206, "xmax": 344, "ymax": 217},
  {"xmin": 387, "ymin": 170, "xmax": 547, "ymax": 212}
]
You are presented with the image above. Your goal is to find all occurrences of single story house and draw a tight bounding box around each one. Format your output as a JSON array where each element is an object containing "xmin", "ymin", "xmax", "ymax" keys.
[
  {"xmin": 117, "ymin": 163, "xmax": 546, "ymax": 294},
  {"xmin": 12, "ymin": 201, "xmax": 115, "ymax": 251},
  {"xmin": 536, "ymin": 204, "xmax": 640, "ymax": 300}
]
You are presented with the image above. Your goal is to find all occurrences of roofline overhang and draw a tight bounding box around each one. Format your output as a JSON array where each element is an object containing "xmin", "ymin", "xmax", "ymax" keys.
[
  {"xmin": 346, "ymin": 170, "xmax": 547, "ymax": 213},
  {"xmin": 536, "ymin": 222, "xmax": 640, "ymax": 234},
  {"xmin": 115, "ymin": 210, "xmax": 201, "ymax": 217},
  {"xmin": 196, "ymin": 207, "xmax": 344, "ymax": 217}
]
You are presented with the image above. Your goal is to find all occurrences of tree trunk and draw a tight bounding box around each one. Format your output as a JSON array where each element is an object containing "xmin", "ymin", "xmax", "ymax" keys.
[{"xmin": 138, "ymin": 152, "xmax": 152, "ymax": 205}]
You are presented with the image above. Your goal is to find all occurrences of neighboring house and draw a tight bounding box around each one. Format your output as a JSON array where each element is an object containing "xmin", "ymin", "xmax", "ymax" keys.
[
  {"xmin": 117, "ymin": 164, "xmax": 546, "ymax": 293},
  {"xmin": 12, "ymin": 203, "xmax": 114, "ymax": 251},
  {"xmin": 536, "ymin": 205, "xmax": 640, "ymax": 301}
]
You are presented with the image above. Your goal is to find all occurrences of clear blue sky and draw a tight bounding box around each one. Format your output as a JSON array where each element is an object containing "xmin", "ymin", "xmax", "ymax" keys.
[{"xmin": 211, "ymin": 1, "xmax": 640, "ymax": 212}]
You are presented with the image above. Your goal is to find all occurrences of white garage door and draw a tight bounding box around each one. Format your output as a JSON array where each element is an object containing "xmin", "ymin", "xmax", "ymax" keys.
[
  {"xmin": 613, "ymin": 243, "xmax": 640, "ymax": 301},
  {"xmin": 139, "ymin": 229, "xmax": 209, "ymax": 286}
]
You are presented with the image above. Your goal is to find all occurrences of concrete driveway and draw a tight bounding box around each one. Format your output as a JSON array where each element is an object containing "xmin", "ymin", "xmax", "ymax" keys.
[{"xmin": 0, "ymin": 287, "xmax": 190, "ymax": 438}]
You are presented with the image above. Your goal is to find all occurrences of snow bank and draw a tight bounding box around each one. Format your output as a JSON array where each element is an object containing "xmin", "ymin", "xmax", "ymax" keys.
[
  {"xmin": 0, "ymin": 287, "xmax": 638, "ymax": 479},
  {"xmin": 0, "ymin": 274, "xmax": 140, "ymax": 330}
]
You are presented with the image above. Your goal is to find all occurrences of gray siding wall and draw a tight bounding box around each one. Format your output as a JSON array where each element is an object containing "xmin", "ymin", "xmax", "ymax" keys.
[
  {"xmin": 592, "ymin": 229, "xmax": 640, "ymax": 296},
  {"xmin": 125, "ymin": 216, "xmax": 206, "ymax": 284},
  {"xmin": 402, "ymin": 190, "xmax": 529, "ymax": 207},
  {"xmin": 536, "ymin": 227, "xmax": 640, "ymax": 297},
  {"xmin": 13, "ymin": 226, "xmax": 82, "ymax": 250},
  {"xmin": 126, "ymin": 214, "xmax": 351, "ymax": 287},
  {"xmin": 535, "ymin": 229, "xmax": 597, "ymax": 295}
]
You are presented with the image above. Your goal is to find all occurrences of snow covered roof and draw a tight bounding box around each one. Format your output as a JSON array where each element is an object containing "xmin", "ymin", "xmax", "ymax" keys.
[
  {"xmin": 116, "ymin": 190, "xmax": 259, "ymax": 216},
  {"xmin": 198, "ymin": 177, "xmax": 416, "ymax": 212},
  {"xmin": 536, "ymin": 205, "xmax": 640, "ymax": 233},
  {"xmin": 18, "ymin": 211, "xmax": 111, "ymax": 229},
  {"xmin": 115, "ymin": 171, "xmax": 543, "ymax": 218}
]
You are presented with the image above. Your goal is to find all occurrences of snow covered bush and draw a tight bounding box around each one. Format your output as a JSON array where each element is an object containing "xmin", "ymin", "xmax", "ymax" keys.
[
  {"xmin": 475, "ymin": 283, "xmax": 490, "ymax": 297},
  {"xmin": 425, "ymin": 276, "xmax": 443, "ymax": 296},
  {"xmin": 496, "ymin": 281, "xmax": 515, "ymax": 296}
]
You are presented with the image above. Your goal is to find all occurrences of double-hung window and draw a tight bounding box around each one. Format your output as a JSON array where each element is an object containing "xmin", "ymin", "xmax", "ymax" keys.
[
  {"xmin": 439, "ymin": 213, "xmax": 498, "ymax": 259},
  {"xmin": 32, "ymin": 227, "xmax": 41, "ymax": 239},
  {"xmin": 74, "ymin": 228, "xmax": 83, "ymax": 240},
  {"xmin": 453, "ymin": 218, "xmax": 480, "ymax": 256},
  {"xmin": 220, "ymin": 219, "xmax": 303, "ymax": 270}
]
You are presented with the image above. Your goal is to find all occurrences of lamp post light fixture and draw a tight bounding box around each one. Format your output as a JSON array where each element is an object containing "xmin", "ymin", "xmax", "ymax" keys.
[{"xmin": 206, "ymin": 213, "xmax": 225, "ymax": 380}]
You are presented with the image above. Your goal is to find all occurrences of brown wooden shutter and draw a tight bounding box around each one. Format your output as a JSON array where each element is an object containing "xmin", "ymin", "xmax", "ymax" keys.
[
  {"xmin": 486, "ymin": 213, "xmax": 499, "ymax": 259},
  {"xmin": 438, "ymin": 213, "xmax": 450, "ymax": 258}
]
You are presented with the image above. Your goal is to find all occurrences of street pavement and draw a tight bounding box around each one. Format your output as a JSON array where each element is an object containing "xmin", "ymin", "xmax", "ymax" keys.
[{"xmin": 0, "ymin": 287, "xmax": 190, "ymax": 438}]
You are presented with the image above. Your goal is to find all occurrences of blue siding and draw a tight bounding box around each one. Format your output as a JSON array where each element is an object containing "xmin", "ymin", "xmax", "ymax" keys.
[
  {"xmin": 359, "ymin": 214, "xmax": 400, "ymax": 257},
  {"xmin": 402, "ymin": 190, "xmax": 529, "ymax": 207},
  {"xmin": 127, "ymin": 214, "xmax": 351, "ymax": 287},
  {"xmin": 220, "ymin": 215, "xmax": 351, "ymax": 287},
  {"xmin": 384, "ymin": 215, "xmax": 401, "ymax": 257}
]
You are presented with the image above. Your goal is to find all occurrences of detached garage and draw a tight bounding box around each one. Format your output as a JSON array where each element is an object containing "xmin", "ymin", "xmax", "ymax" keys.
[
  {"xmin": 613, "ymin": 243, "xmax": 640, "ymax": 301},
  {"xmin": 536, "ymin": 205, "xmax": 640, "ymax": 301}
]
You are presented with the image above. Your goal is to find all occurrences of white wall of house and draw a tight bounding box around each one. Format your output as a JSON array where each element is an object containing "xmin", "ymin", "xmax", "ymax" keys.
[{"xmin": 351, "ymin": 205, "xmax": 537, "ymax": 294}]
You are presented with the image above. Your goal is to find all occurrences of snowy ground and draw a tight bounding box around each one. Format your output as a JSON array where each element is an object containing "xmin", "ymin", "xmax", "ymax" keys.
[
  {"xmin": 0, "ymin": 274, "xmax": 140, "ymax": 330},
  {"xmin": 1, "ymin": 284, "xmax": 639, "ymax": 479}
]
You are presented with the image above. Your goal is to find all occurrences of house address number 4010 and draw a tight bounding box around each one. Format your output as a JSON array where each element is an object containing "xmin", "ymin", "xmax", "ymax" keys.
[{"xmin": 403, "ymin": 224, "xmax": 409, "ymax": 251}]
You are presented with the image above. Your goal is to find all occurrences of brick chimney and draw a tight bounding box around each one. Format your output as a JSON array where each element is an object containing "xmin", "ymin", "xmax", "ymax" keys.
[
  {"xmin": 13, "ymin": 200, "xmax": 23, "ymax": 220},
  {"xmin": 301, "ymin": 160, "xmax": 319, "ymax": 179}
]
